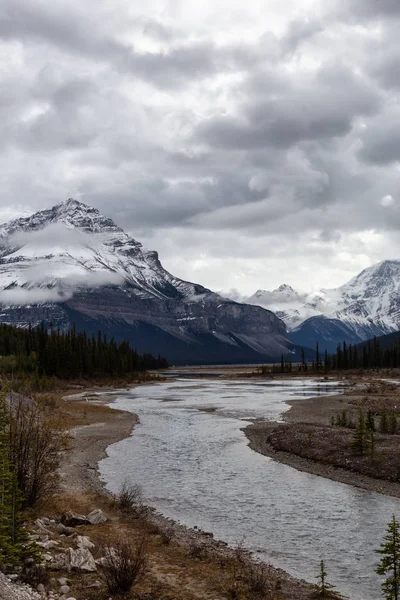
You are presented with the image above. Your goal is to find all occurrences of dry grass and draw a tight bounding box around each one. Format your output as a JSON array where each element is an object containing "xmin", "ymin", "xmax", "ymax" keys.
[{"xmin": 267, "ymin": 421, "xmax": 400, "ymax": 483}]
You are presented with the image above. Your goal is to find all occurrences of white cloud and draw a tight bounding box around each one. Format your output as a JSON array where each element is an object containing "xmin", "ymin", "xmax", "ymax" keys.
[{"xmin": 381, "ymin": 194, "xmax": 395, "ymax": 207}]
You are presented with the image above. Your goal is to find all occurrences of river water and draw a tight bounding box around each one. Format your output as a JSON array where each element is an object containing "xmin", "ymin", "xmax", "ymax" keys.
[{"xmin": 98, "ymin": 378, "xmax": 400, "ymax": 599}]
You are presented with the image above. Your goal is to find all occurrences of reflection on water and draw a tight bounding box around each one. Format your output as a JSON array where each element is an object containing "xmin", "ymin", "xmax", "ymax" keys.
[{"xmin": 99, "ymin": 378, "xmax": 395, "ymax": 600}]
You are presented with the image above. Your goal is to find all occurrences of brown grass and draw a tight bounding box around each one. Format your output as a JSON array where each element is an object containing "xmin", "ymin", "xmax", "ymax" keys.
[{"xmin": 267, "ymin": 422, "xmax": 400, "ymax": 483}]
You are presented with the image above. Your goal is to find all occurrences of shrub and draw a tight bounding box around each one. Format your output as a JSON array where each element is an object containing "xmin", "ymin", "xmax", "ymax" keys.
[
  {"xmin": 188, "ymin": 540, "xmax": 208, "ymax": 560},
  {"xmin": 100, "ymin": 533, "xmax": 149, "ymax": 594},
  {"xmin": 8, "ymin": 394, "xmax": 67, "ymax": 506},
  {"xmin": 159, "ymin": 525, "xmax": 175, "ymax": 545},
  {"xmin": 244, "ymin": 563, "xmax": 271, "ymax": 597},
  {"xmin": 117, "ymin": 481, "xmax": 148, "ymax": 518}
]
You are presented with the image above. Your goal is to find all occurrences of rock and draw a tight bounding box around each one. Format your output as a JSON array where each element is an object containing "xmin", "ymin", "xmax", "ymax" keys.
[
  {"xmin": 61, "ymin": 511, "xmax": 90, "ymax": 527},
  {"xmin": 86, "ymin": 580, "xmax": 101, "ymax": 588},
  {"xmin": 37, "ymin": 584, "xmax": 45, "ymax": 593},
  {"xmin": 58, "ymin": 577, "xmax": 68, "ymax": 585},
  {"xmin": 87, "ymin": 508, "xmax": 108, "ymax": 525},
  {"xmin": 34, "ymin": 519, "xmax": 47, "ymax": 528},
  {"xmin": 67, "ymin": 547, "xmax": 97, "ymax": 572},
  {"xmin": 43, "ymin": 553, "xmax": 53, "ymax": 562},
  {"xmin": 59, "ymin": 584, "xmax": 70, "ymax": 594},
  {"xmin": 56, "ymin": 523, "xmax": 76, "ymax": 536},
  {"xmin": 37, "ymin": 540, "xmax": 59, "ymax": 550},
  {"xmin": 51, "ymin": 553, "xmax": 69, "ymax": 570},
  {"xmin": 77, "ymin": 535, "xmax": 95, "ymax": 550}
]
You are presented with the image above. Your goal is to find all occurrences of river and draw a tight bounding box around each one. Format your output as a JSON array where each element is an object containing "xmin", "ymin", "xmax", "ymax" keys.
[{"xmin": 98, "ymin": 378, "xmax": 400, "ymax": 599}]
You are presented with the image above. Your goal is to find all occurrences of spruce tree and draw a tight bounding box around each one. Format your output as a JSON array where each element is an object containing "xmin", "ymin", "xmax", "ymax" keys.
[
  {"xmin": 352, "ymin": 411, "xmax": 369, "ymax": 455},
  {"xmin": 0, "ymin": 387, "xmax": 29, "ymax": 565},
  {"xmin": 376, "ymin": 515, "xmax": 400, "ymax": 600},
  {"xmin": 390, "ymin": 413, "xmax": 398, "ymax": 435},
  {"xmin": 366, "ymin": 409, "xmax": 376, "ymax": 432},
  {"xmin": 310, "ymin": 560, "xmax": 343, "ymax": 598},
  {"xmin": 380, "ymin": 409, "xmax": 389, "ymax": 434}
]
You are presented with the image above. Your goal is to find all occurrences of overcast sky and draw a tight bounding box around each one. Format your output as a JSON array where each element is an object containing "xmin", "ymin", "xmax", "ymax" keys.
[{"xmin": 1, "ymin": 0, "xmax": 400, "ymax": 297}]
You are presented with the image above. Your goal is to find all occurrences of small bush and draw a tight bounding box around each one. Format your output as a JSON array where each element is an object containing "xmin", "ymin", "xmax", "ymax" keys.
[
  {"xmin": 188, "ymin": 540, "xmax": 208, "ymax": 560},
  {"xmin": 22, "ymin": 563, "xmax": 49, "ymax": 588},
  {"xmin": 99, "ymin": 533, "xmax": 149, "ymax": 594},
  {"xmin": 244, "ymin": 563, "xmax": 271, "ymax": 597},
  {"xmin": 117, "ymin": 481, "xmax": 148, "ymax": 518},
  {"xmin": 160, "ymin": 525, "xmax": 175, "ymax": 545}
]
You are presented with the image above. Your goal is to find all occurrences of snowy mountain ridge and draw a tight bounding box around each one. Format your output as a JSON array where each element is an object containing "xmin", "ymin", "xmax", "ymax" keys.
[
  {"xmin": 0, "ymin": 198, "xmax": 296, "ymax": 364},
  {"xmin": 247, "ymin": 260, "xmax": 400, "ymax": 351}
]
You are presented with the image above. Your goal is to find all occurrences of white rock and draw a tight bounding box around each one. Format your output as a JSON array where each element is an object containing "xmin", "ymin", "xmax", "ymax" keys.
[
  {"xmin": 87, "ymin": 508, "xmax": 108, "ymax": 525},
  {"xmin": 67, "ymin": 547, "xmax": 97, "ymax": 572},
  {"xmin": 76, "ymin": 535, "xmax": 95, "ymax": 550}
]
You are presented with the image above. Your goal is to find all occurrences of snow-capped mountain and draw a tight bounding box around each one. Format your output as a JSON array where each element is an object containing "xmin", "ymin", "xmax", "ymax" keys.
[
  {"xmin": 248, "ymin": 260, "xmax": 400, "ymax": 352},
  {"xmin": 0, "ymin": 199, "xmax": 297, "ymax": 364},
  {"xmin": 246, "ymin": 285, "xmax": 323, "ymax": 329}
]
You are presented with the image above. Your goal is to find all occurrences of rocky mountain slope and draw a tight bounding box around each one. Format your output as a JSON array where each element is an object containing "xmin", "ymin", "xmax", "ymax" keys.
[
  {"xmin": 247, "ymin": 261, "xmax": 400, "ymax": 352},
  {"xmin": 0, "ymin": 199, "xmax": 296, "ymax": 364}
]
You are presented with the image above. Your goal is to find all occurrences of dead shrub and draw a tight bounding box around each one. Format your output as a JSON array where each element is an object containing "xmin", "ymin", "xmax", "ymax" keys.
[
  {"xmin": 116, "ymin": 481, "xmax": 148, "ymax": 518},
  {"xmin": 21, "ymin": 563, "xmax": 49, "ymax": 588},
  {"xmin": 159, "ymin": 525, "xmax": 175, "ymax": 545},
  {"xmin": 244, "ymin": 563, "xmax": 271, "ymax": 598},
  {"xmin": 188, "ymin": 540, "xmax": 208, "ymax": 560},
  {"xmin": 8, "ymin": 394, "xmax": 68, "ymax": 506},
  {"xmin": 99, "ymin": 532, "xmax": 149, "ymax": 594}
]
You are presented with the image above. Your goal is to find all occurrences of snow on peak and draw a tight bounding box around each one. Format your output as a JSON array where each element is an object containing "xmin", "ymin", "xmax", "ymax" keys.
[
  {"xmin": 272, "ymin": 284, "xmax": 298, "ymax": 298},
  {"xmin": 249, "ymin": 260, "xmax": 400, "ymax": 335},
  {"xmin": 0, "ymin": 198, "xmax": 208, "ymax": 307}
]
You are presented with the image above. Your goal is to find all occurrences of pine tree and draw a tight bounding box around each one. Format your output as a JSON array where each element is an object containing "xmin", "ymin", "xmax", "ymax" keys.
[
  {"xmin": 0, "ymin": 387, "xmax": 29, "ymax": 565},
  {"xmin": 390, "ymin": 413, "xmax": 398, "ymax": 435},
  {"xmin": 366, "ymin": 409, "xmax": 376, "ymax": 432},
  {"xmin": 380, "ymin": 409, "xmax": 389, "ymax": 434},
  {"xmin": 309, "ymin": 560, "xmax": 343, "ymax": 598},
  {"xmin": 352, "ymin": 411, "xmax": 369, "ymax": 455},
  {"xmin": 376, "ymin": 515, "xmax": 400, "ymax": 600}
]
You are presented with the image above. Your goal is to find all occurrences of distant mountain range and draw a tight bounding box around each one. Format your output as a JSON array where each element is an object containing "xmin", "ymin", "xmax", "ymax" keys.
[
  {"xmin": 247, "ymin": 261, "xmax": 400, "ymax": 352},
  {"xmin": 0, "ymin": 199, "xmax": 300, "ymax": 365}
]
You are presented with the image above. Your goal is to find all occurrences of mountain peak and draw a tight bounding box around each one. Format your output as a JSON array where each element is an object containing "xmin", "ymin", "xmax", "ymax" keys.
[{"xmin": 273, "ymin": 284, "xmax": 297, "ymax": 296}]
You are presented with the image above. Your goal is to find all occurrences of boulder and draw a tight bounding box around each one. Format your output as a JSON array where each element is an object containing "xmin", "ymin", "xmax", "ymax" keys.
[
  {"xmin": 87, "ymin": 508, "xmax": 108, "ymax": 525},
  {"xmin": 67, "ymin": 548, "xmax": 97, "ymax": 572},
  {"xmin": 76, "ymin": 535, "xmax": 95, "ymax": 550},
  {"xmin": 61, "ymin": 511, "xmax": 90, "ymax": 527},
  {"xmin": 56, "ymin": 523, "xmax": 76, "ymax": 536}
]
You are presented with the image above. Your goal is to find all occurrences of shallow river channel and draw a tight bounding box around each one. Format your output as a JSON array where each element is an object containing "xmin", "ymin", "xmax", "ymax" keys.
[{"xmin": 98, "ymin": 378, "xmax": 400, "ymax": 600}]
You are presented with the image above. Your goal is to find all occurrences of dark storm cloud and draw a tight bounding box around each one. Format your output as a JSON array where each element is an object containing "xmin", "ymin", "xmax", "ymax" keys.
[
  {"xmin": 358, "ymin": 114, "xmax": 400, "ymax": 165},
  {"xmin": 196, "ymin": 64, "xmax": 381, "ymax": 150},
  {"xmin": 345, "ymin": 0, "xmax": 400, "ymax": 18},
  {"xmin": 2, "ymin": 0, "xmax": 400, "ymax": 294}
]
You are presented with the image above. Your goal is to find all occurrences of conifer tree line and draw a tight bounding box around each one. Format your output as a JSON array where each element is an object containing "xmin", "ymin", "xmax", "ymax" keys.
[
  {"xmin": 0, "ymin": 322, "xmax": 168, "ymax": 379},
  {"xmin": 269, "ymin": 336, "xmax": 400, "ymax": 373},
  {"xmin": 329, "ymin": 337, "xmax": 400, "ymax": 371}
]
